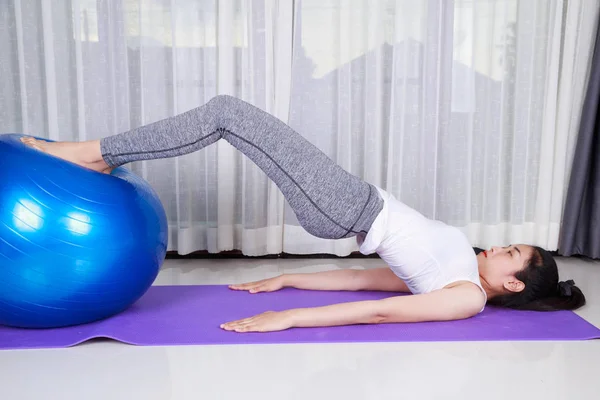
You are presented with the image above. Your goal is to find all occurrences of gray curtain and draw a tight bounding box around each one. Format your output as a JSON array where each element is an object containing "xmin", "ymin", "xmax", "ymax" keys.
[{"xmin": 559, "ymin": 22, "xmax": 600, "ymax": 259}]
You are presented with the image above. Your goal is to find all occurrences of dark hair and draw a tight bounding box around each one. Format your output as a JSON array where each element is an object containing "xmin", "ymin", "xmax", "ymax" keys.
[{"xmin": 488, "ymin": 246, "xmax": 586, "ymax": 311}]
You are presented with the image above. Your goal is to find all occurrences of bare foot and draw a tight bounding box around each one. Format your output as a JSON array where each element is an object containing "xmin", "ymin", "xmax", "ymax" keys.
[{"xmin": 20, "ymin": 137, "xmax": 114, "ymax": 174}]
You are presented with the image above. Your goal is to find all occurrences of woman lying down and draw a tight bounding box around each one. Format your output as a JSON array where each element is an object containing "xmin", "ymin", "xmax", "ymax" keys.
[{"xmin": 21, "ymin": 95, "xmax": 585, "ymax": 333}]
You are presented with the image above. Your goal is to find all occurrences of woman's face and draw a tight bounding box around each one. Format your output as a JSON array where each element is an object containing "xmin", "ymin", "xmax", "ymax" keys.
[{"xmin": 477, "ymin": 244, "xmax": 535, "ymax": 293}]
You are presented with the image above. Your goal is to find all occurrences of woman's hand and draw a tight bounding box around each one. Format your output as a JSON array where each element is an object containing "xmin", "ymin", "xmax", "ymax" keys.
[
  {"xmin": 220, "ymin": 310, "xmax": 294, "ymax": 333},
  {"xmin": 228, "ymin": 275, "xmax": 286, "ymax": 293}
]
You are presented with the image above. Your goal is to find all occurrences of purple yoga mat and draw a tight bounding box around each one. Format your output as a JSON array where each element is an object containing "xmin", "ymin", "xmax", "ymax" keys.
[{"xmin": 1, "ymin": 285, "xmax": 599, "ymax": 350}]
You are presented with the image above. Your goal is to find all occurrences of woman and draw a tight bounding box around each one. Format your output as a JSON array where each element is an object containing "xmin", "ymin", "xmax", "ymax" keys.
[{"xmin": 21, "ymin": 95, "xmax": 586, "ymax": 333}]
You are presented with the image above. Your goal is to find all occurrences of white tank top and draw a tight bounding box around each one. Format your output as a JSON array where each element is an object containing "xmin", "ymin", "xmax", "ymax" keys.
[{"xmin": 357, "ymin": 186, "xmax": 487, "ymax": 309}]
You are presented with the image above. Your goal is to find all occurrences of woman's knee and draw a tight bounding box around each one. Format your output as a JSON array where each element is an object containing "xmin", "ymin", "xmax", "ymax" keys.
[{"xmin": 207, "ymin": 94, "xmax": 245, "ymax": 111}]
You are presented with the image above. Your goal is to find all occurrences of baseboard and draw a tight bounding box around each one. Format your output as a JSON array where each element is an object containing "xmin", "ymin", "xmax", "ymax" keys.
[{"xmin": 165, "ymin": 250, "xmax": 381, "ymax": 259}]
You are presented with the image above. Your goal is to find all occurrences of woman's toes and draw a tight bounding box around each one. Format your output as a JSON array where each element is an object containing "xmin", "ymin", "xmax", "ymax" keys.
[{"xmin": 21, "ymin": 138, "xmax": 42, "ymax": 151}]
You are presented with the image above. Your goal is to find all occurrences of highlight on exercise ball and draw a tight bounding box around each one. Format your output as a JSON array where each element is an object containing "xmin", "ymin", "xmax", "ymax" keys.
[{"xmin": 0, "ymin": 134, "xmax": 168, "ymax": 328}]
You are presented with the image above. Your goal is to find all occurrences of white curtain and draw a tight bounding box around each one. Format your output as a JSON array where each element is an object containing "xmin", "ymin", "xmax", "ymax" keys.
[
  {"xmin": 0, "ymin": 0, "xmax": 598, "ymax": 256},
  {"xmin": 284, "ymin": 0, "xmax": 600, "ymax": 255},
  {"xmin": 0, "ymin": 0, "xmax": 292, "ymax": 256}
]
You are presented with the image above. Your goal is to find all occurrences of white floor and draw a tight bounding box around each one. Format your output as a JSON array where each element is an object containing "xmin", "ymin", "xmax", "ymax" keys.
[{"xmin": 2, "ymin": 256, "xmax": 600, "ymax": 400}]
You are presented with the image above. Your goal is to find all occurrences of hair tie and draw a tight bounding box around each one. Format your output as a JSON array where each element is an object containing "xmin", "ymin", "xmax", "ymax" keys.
[{"xmin": 558, "ymin": 280, "xmax": 575, "ymax": 297}]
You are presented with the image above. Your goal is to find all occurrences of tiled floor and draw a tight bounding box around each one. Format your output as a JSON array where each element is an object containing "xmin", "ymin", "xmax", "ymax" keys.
[{"xmin": 1, "ymin": 256, "xmax": 599, "ymax": 400}]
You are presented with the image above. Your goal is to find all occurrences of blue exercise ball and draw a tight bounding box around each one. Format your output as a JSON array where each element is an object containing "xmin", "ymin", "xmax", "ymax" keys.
[{"xmin": 0, "ymin": 134, "xmax": 168, "ymax": 328}]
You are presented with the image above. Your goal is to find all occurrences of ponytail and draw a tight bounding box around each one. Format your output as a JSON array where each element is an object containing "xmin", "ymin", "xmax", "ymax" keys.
[{"xmin": 509, "ymin": 280, "xmax": 586, "ymax": 311}]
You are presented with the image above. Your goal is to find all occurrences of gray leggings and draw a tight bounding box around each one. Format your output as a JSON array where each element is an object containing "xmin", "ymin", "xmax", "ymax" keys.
[{"xmin": 101, "ymin": 95, "xmax": 383, "ymax": 239}]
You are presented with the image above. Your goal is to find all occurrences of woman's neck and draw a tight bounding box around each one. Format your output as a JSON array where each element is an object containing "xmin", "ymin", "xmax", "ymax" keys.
[{"xmin": 478, "ymin": 274, "xmax": 497, "ymax": 300}]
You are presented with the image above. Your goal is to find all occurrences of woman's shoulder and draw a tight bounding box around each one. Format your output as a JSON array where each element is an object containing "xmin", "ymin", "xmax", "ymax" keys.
[{"xmin": 444, "ymin": 281, "xmax": 487, "ymax": 314}]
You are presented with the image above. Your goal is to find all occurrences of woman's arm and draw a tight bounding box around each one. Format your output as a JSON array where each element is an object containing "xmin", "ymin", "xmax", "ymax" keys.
[
  {"xmin": 285, "ymin": 268, "xmax": 410, "ymax": 292},
  {"xmin": 230, "ymin": 268, "xmax": 410, "ymax": 293},
  {"xmin": 354, "ymin": 268, "xmax": 411, "ymax": 292},
  {"xmin": 291, "ymin": 283, "xmax": 485, "ymax": 327},
  {"xmin": 221, "ymin": 283, "xmax": 485, "ymax": 332}
]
